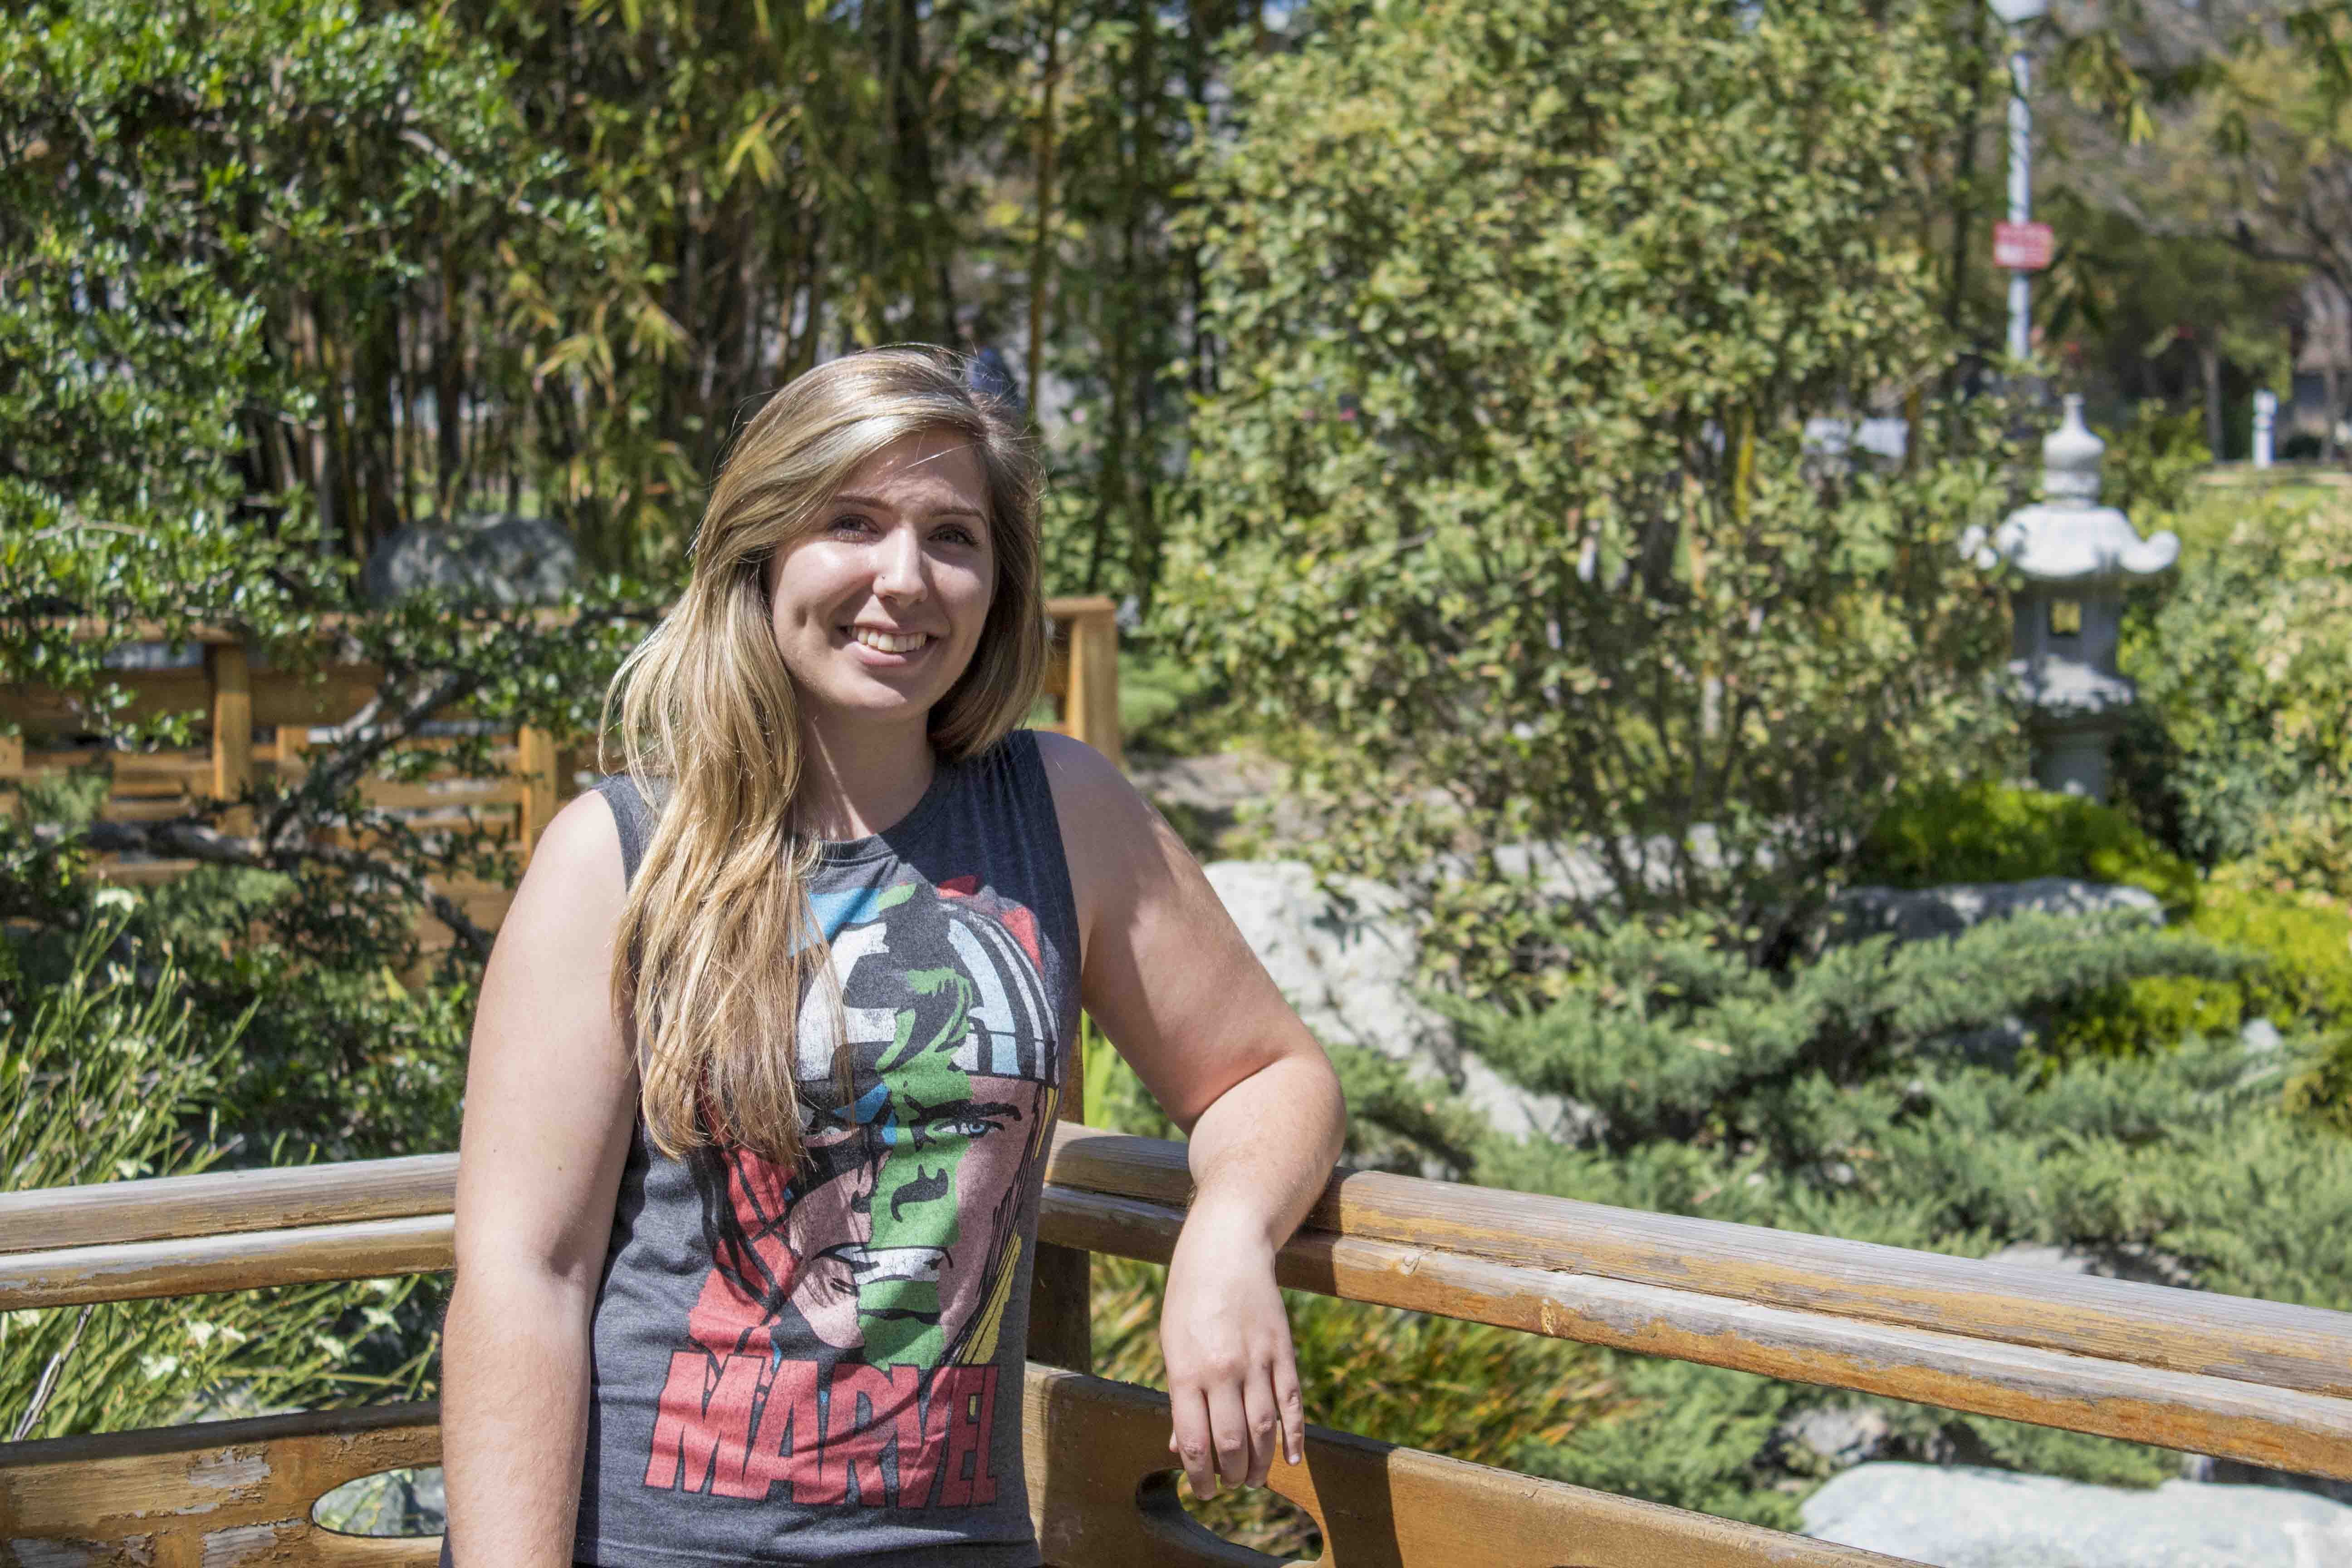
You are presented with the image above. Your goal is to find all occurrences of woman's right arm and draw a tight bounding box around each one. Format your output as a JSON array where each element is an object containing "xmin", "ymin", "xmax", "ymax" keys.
[{"xmin": 441, "ymin": 790, "xmax": 640, "ymax": 1566}]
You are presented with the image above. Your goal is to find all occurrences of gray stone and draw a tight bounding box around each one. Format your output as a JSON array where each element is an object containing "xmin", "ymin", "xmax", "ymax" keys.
[
  {"xmin": 2181, "ymin": 1454, "xmax": 2352, "ymax": 1510},
  {"xmin": 1202, "ymin": 859, "xmax": 1598, "ymax": 1147},
  {"xmin": 1828, "ymin": 878, "xmax": 2162, "ymax": 946},
  {"xmin": 362, "ymin": 512, "xmax": 579, "ymax": 606},
  {"xmin": 1779, "ymin": 1404, "xmax": 1894, "ymax": 1471},
  {"xmin": 1801, "ymin": 1464, "xmax": 2352, "ymax": 1567}
]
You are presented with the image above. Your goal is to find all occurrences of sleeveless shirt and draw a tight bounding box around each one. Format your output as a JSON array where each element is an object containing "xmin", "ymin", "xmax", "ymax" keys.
[{"xmin": 573, "ymin": 732, "xmax": 1079, "ymax": 1568}]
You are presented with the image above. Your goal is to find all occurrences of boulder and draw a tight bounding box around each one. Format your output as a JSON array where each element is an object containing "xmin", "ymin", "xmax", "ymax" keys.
[
  {"xmin": 1801, "ymin": 1464, "xmax": 2352, "ymax": 1567},
  {"xmin": 362, "ymin": 512, "xmax": 579, "ymax": 606},
  {"xmin": 1827, "ymin": 878, "xmax": 2162, "ymax": 946},
  {"xmin": 1778, "ymin": 1404, "xmax": 1895, "ymax": 1472},
  {"xmin": 1201, "ymin": 859, "xmax": 1597, "ymax": 1146}
]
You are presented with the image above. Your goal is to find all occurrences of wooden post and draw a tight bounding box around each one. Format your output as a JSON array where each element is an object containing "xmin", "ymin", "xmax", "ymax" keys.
[
  {"xmin": 1027, "ymin": 1039, "xmax": 1093, "ymax": 1372},
  {"xmin": 0, "ymin": 733, "xmax": 22, "ymax": 818},
  {"xmin": 1062, "ymin": 601, "xmax": 1121, "ymax": 769},
  {"xmin": 516, "ymin": 725, "xmax": 558, "ymax": 858},
  {"xmin": 272, "ymin": 725, "xmax": 309, "ymax": 781},
  {"xmin": 206, "ymin": 642, "xmax": 253, "ymax": 835}
]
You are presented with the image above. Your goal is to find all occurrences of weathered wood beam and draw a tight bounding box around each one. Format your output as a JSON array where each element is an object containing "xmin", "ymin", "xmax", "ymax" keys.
[
  {"xmin": 0, "ymin": 1371, "xmax": 1928, "ymax": 1568},
  {"xmin": 1043, "ymin": 1127, "xmax": 2352, "ymax": 1404},
  {"xmin": 1043, "ymin": 1185, "xmax": 2352, "ymax": 1484}
]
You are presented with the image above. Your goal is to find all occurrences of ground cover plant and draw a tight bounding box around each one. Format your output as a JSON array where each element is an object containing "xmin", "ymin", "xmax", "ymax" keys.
[
  {"xmin": 1365, "ymin": 908, "xmax": 2352, "ymax": 1524},
  {"xmin": 0, "ymin": 896, "xmax": 428, "ymax": 1440}
]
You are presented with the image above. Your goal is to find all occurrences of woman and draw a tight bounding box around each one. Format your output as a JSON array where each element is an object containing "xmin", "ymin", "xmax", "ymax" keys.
[{"xmin": 441, "ymin": 347, "xmax": 1347, "ymax": 1566}]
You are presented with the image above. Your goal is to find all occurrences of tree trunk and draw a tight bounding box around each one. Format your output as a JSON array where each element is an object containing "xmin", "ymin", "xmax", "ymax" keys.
[
  {"xmin": 2200, "ymin": 340, "xmax": 2225, "ymax": 461},
  {"xmin": 1028, "ymin": 0, "xmax": 1064, "ymax": 421}
]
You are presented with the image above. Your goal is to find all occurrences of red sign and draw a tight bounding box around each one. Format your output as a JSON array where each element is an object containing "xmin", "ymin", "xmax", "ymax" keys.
[{"xmin": 1994, "ymin": 220, "xmax": 2055, "ymax": 271}]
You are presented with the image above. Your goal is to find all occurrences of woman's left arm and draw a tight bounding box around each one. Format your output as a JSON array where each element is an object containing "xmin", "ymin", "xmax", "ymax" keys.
[{"xmin": 1035, "ymin": 733, "xmax": 1348, "ymax": 1499}]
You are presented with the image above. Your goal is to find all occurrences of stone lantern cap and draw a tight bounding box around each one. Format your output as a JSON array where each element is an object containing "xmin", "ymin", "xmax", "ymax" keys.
[{"xmin": 1959, "ymin": 395, "xmax": 2181, "ymax": 585}]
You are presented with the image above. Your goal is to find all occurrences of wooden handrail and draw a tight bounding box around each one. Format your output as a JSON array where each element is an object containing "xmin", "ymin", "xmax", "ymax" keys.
[
  {"xmin": 0, "ymin": 1371, "xmax": 1930, "ymax": 1568},
  {"xmin": 7, "ymin": 1126, "xmax": 2352, "ymax": 1484}
]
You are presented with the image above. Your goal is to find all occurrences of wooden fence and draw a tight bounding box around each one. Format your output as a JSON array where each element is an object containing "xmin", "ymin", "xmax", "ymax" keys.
[
  {"xmin": 0, "ymin": 596, "xmax": 1120, "ymax": 931},
  {"xmin": 5, "ymin": 1122, "xmax": 2349, "ymax": 1566}
]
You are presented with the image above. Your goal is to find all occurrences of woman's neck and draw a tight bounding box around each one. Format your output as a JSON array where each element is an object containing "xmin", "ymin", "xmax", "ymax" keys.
[{"xmin": 793, "ymin": 715, "xmax": 937, "ymax": 841}]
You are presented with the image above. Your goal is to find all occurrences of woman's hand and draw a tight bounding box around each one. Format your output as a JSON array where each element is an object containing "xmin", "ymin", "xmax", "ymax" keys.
[{"xmin": 1159, "ymin": 1201, "xmax": 1305, "ymax": 1499}]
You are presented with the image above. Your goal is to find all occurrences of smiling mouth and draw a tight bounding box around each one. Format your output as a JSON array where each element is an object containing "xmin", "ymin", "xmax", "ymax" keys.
[{"xmin": 845, "ymin": 626, "xmax": 933, "ymax": 655}]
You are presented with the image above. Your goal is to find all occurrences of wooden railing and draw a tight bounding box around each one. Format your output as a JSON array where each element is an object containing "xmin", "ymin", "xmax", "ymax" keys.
[
  {"xmin": 6, "ymin": 1124, "xmax": 2349, "ymax": 1566},
  {"xmin": 0, "ymin": 596, "xmax": 1120, "ymax": 925}
]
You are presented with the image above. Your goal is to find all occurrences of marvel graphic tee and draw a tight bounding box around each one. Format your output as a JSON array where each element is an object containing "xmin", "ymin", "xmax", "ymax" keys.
[{"xmin": 575, "ymin": 734, "xmax": 1079, "ymax": 1567}]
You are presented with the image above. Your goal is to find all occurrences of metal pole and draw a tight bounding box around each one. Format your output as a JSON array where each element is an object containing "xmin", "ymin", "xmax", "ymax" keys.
[{"xmin": 2006, "ymin": 39, "xmax": 2033, "ymax": 363}]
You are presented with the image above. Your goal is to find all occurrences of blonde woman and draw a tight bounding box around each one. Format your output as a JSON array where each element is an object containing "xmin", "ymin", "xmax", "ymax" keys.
[{"xmin": 440, "ymin": 347, "xmax": 1347, "ymax": 1567}]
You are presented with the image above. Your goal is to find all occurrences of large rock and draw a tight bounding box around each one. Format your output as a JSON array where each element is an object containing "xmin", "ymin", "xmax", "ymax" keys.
[
  {"xmin": 1828, "ymin": 878, "xmax": 2162, "ymax": 946},
  {"xmin": 362, "ymin": 512, "xmax": 579, "ymax": 606},
  {"xmin": 1201, "ymin": 860, "xmax": 1594, "ymax": 1145},
  {"xmin": 1801, "ymin": 1464, "xmax": 2352, "ymax": 1567}
]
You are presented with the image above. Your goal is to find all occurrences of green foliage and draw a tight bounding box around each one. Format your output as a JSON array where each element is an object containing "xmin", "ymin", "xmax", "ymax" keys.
[
  {"xmin": 2091, "ymin": 402, "xmax": 2213, "ymax": 526},
  {"xmin": 1090, "ymin": 1249, "xmax": 1619, "ymax": 1555},
  {"xmin": 1083, "ymin": 1024, "xmax": 1617, "ymax": 1553},
  {"xmin": 1162, "ymin": 0, "xmax": 2018, "ymax": 960},
  {"xmin": 1860, "ymin": 780, "xmax": 2199, "ymax": 916},
  {"xmin": 1115, "ymin": 646, "xmax": 1240, "ymax": 760},
  {"xmin": 2053, "ymin": 880, "xmax": 2352, "ymax": 1059},
  {"xmin": 1385, "ymin": 907, "xmax": 2352, "ymax": 1514},
  {"xmin": 2118, "ymin": 484, "xmax": 2352, "ymax": 894},
  {"xmin": 0, "ymin": 901, "xmax": 426, "ymax": 1440}
]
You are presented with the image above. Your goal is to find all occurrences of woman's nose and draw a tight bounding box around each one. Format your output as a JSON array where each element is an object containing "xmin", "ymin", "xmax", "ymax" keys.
[{"xmin": 873, "ymin": 524, "xmax": 927, "ymax": 602}]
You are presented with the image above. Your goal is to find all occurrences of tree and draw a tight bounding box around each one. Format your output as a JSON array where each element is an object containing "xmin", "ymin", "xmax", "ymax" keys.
[{"xmin": 1161, "ymin": 0, "xmax": 2018, "ymax": 973}]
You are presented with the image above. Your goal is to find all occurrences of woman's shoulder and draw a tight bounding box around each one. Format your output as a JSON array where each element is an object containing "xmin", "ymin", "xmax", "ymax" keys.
[
  {"xmin": 1025, "ymin": 730, "xmax": 1132, "ymax": 823},
  {"xmin": 1026, "ymin": 729, "xmax": 1169, "ymax": 898},
  {"xmin": 511, "ymin": 788, "xmax": 630, "ymax": 921}
]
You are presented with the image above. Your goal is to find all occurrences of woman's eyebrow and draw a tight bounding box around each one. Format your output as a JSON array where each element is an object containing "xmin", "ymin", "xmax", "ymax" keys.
[{"xmin": 830, "ymin": 490, "xmax": 986, "ymax": 523}]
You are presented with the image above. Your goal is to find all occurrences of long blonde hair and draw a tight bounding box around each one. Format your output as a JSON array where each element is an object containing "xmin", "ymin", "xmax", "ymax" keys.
[{"xmin": 601, "ymin": 347, "xmax": 1046, "ymax": 1167}]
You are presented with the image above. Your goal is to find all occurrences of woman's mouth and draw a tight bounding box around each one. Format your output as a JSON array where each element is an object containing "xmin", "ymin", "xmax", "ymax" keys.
[{"xmin": 845, "ymin": 626, "xmax": 934, "ymax": 656}]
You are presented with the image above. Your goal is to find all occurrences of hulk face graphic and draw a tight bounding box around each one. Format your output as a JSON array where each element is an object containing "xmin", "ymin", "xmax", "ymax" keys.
[{"xmin": 685, "ymin": 876, "xmax": 1059, "ymax": 1372}]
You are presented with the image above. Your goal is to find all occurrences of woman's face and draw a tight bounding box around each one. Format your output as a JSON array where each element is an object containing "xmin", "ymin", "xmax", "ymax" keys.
[{"xmin": 765, "ymin": 429, "xmax": 995, "ymax": 739}]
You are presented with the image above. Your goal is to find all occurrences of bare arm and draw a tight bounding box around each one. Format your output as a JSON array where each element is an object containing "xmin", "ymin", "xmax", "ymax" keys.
[
  {"xmin": 441, "ymin": 791, "xmax": 641, "ymax": 1566},
  {"xmin": 1035, "ymin": 732, "xmax": 1348, "ymax": 1497}
]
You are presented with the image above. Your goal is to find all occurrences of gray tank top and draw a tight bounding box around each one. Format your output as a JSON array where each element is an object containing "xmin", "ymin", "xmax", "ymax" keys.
[{"xmin": 574, "ymin": 732, "xmax": 1078, "ymax": 1567}]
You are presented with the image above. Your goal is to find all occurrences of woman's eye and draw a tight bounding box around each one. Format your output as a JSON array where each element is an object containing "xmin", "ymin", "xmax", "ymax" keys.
[
  {"xmin": 830, "ymin": 514, "xmax": 876, "ymax": 535},
  {"xmin": 936, "ymin": 526, "xmax": 979, "ymax": 548}
]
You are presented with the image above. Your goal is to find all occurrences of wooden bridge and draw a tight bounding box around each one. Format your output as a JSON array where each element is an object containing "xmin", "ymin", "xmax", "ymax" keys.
[{"xmin": 5, "ymin": 1112, "xmax": 2350, "ymax": 1567}]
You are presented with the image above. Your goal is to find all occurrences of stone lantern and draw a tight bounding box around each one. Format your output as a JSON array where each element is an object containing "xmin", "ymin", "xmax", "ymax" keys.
[{"xmin": 1960, "ymin": 394, "xmax": 2180, "ymax": 800}]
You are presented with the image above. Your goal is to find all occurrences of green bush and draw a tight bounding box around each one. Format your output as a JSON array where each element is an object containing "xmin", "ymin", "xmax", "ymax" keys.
[
  {"xmin": 0, "ymin": 899, "xmax": 427, "ymax": 1440},
  {"xmin": 1366, "ymin": 907, "xmax": 2352, "ymax": 1518},
  {"xmin": 2117, "ymin": 485, "xmax": 2352, "ymax": 895},
  {"xmin": 2053, "ymin": 879, "xmax": 2352, "ymax": 1057},
  {"xmin": 1859, "ymin": 780, "xmax": 2199, "ymax": 916}
]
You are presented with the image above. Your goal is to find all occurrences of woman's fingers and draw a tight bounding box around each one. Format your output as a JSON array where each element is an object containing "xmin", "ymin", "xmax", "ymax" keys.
[
  {"xmin": 1273, "ymin": 1343, "xmax": 1306, "ymax": 1466},
  {"xmin": 1168, "ymin": 1383, "xmax": 1216, "ymax": 1500},
  {"xmin": 1205, "ymin": 1379, "xmax": 1252, "ymax": 1493},
  {"xmin": 1240, "ymin": 1360, "xmax": 1284, "ymax": 1487}
]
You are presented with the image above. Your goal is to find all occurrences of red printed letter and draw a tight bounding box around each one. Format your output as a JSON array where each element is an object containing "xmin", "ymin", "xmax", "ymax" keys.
[
  {"xmin": 937, "ymin": 1367, "xmax": 988, "ymax": 1508},
  {"xmin": 891, "ymin": 1365, "xmax": 949, "ymax": 1508},
  {"xmin": 643, "ymin": 1352, "xmax": 763, "ymax": 1494},
  {"xmin": 823, "ymin": 1363, "xmax": 900, "ymax": 1507},
  {"xmin": 743, "ymin": 1358, "xmax": 827, "ymax": 1503},
  {"xmin": 966, "ymin": 1365, "xmax": 1000, "ymax": 1505}
]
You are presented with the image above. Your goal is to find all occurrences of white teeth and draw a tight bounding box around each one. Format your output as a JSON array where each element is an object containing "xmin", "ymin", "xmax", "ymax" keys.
[{"xmin": 850, "ymin": 627, "xmax": 929, "ymax": 654}]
